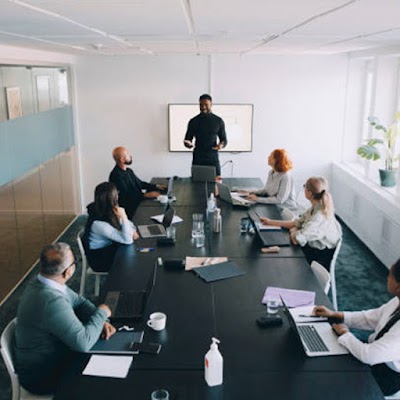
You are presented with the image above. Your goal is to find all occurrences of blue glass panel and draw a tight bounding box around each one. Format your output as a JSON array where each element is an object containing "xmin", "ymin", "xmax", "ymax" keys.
[{"xmin": 0, "ymin": 106, "xmax": 74, "ymax": 187}]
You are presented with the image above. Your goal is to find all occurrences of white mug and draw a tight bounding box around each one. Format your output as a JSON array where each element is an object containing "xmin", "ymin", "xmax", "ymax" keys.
[
  {"xmin": 147, "ymin": 312, "xmax": 167, "ymax": 331},
  {"xmin": 158, "ymin": 195, "xmax": 168, "ymax": 204}
]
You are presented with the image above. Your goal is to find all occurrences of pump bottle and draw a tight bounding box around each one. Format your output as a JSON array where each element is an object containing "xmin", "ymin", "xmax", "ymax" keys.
[{"xmin": 205, "ymin": 337, "xmax": 223, "ymax": 386}]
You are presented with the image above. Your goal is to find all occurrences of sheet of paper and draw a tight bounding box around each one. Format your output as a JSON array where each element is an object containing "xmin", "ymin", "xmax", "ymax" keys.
[
  {"xmin": 262, "ymin": 286, "xmax": 315, "ymax": 308},
  {"xmin": 185, "ymin": 257, "xmax": 228, "ymax": 271},
  {"xmin": 255, "ymin": 222, "xmax": 282, "ymax": 231},
  {"xmin": 151, "ymin": 214, "xmax": 183, "ymax": 224},
  {"xmin": 288, "ymin": 306, "xmax": 328, "ymax": 323},
  {"xmin": 82, "ymin": 355, "xmax": 133, "ymax": 379}
]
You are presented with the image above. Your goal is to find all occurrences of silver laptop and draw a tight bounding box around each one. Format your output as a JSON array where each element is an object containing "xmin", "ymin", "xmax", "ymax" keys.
[
  {"xmin": 283, "ymin": 300, "xmax": 348, "ymax": 357},
  {"xmin": 137, "ymin": 205, "xmax": 175, "ymax": 238},
  {"xmin": 191, "ymin": 165, "xmax": 216, "ymax": 182},
  {"xmin": 217, "ymin": 182, "xmax": 255, "ymax": 208}
]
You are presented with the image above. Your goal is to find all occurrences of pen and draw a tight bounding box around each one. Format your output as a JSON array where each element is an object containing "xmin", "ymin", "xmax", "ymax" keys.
[
  {"xmin": 137, "ymin": 247, "xmax": 155, "ymax": 252},
  {"xmin": 298, "ymin": 314, "xmax": 326, "ymax": 318}
]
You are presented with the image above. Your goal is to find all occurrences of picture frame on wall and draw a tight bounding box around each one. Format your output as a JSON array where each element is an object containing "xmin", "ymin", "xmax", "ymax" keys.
[{"xmin": 5, "ymin": 87, "xmax": 23, "ymax": 119}]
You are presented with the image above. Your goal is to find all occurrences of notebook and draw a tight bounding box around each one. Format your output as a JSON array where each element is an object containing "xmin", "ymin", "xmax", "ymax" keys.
[
  {"xmin": 105, "ymin": 262, "xmax": 158, "ymax": 320},
  {"xmin": 193, "ymin": 261, "xmax": 246, "ymax": 282},
  {"xmin": 282, "ymin": 300, "xmax": 349, "ymax": 357},
  {"xmin": 217, "ymin": 182, "xmax": 255, "ymax": 208},
  {"xmin": 87, "ymin": 330, "xmax": 144, "ymax": 354},
  {"xmin": 191, "ymin": 165, "xmax": 216, "ymax": 182},
  {"xmin": 137, "ymin": 204, "xmax": 175, "ymax": 238}
]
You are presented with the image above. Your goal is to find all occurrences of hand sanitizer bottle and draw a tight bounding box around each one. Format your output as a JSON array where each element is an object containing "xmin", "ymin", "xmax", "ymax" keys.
[
  {"xmin": 213, "ymin": 208, "xmax": 222, "ymax": 233},
  {"xmin": 205, "ymin": 337, "xmax": 223, "ymax": 386}
]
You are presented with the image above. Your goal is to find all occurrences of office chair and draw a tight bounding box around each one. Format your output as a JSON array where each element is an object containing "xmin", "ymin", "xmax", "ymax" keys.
[
  {"xmin": 330, "ymin": 238, "xmax": 342, "ymax": 311},
  {"xmin": 311, "ymin": 261, "xmax": 331, "ymax": 295},
  {"xmin": 77, "ymin": 230, "xmax": 108, "ymax": 297},
  {"xmin": 0, "ymin": 319, "xmax": 54, "ymax": 400}
]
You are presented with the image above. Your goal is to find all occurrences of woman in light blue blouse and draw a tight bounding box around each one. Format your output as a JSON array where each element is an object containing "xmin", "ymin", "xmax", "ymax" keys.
[{"xmin": 83, "ymin": 182, "xmax": 138, "ymax": 272}]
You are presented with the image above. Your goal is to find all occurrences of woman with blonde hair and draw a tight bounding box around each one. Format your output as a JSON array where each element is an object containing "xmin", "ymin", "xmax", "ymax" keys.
[
  {"xmin": 245, "ymin": 149, "xmax": 297, "ymax": 209},
  {"xmin": 260, "ymin": 176, "xmax": 342, "ymax": 270}
]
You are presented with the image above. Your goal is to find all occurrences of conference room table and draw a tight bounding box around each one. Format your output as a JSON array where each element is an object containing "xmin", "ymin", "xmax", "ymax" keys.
[{"xmin": 55, "ymin": 178, "xmax": 384, "ymax": 400}]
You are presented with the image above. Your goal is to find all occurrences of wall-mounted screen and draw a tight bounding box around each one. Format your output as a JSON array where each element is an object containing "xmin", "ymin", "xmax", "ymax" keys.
[{"xmin": 168, "ymin": 104, "xmax": 253, "ymax": 152}]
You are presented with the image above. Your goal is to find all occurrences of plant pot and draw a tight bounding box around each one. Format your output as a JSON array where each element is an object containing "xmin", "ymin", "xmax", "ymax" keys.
[{"xmin": 379, "ymin": 169, "xmax": 397, "ymax": 187}]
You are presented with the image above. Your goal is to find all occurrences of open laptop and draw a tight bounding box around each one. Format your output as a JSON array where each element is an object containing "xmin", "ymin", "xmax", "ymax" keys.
[
  {"xmin": 282, "ymin": 299, "xmax": 348, "ymax": 357},
  {"xmin": 191, "ymin": 165, "xmax": 216, "ymax": 182},
  {"xmin": 248, "ymin": 210, "xmax": 291, "ymax": 246},
  {"xmin": 217, "ymin": 182, "xmax": 255, "ymax": 208},
  {"xmin": 137, "ymin": 205, "xmax": 175, "ymax": 238},
  {"xmin": 104, "ymin": 261, "xmax": 158, "ymax": 320}
]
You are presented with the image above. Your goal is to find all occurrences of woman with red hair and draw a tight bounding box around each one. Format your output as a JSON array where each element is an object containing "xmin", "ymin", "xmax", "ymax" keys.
[{"xmin": 246, "ymin": 149, "xmax": 297, "ymax": 209}]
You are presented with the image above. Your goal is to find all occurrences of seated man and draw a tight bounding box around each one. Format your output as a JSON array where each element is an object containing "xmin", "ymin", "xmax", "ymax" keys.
[
  {"xmin": 14, "ymin": 243, "xmax": 115, "ymax": 395},
  {"xmin": 109, "ymin": 146, "xmax": 166, "ymax": 219}
]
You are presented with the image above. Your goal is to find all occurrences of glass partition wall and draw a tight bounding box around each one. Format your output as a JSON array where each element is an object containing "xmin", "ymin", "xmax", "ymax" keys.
[{"xmin": 0, "ymin": 65, "xmax": 79, "ymax": 301}]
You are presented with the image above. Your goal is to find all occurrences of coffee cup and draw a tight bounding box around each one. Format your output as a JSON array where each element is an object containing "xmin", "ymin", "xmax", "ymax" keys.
[
  {"xmin": 147, "ymin": 312, "xmax": 167, "ymax": 331},
  {"xmin": 158, "ymin": 195, "xmax": 168, "ymax": 204}
]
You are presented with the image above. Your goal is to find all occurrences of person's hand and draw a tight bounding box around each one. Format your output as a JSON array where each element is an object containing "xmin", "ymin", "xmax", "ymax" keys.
[
  {"xmin": 144, "ymin": 191, "xmax": 160, "ymax": 199},
  {"xmin": 184, "ymin": 140, "xmax": 193, "ymax": 149},
  {"xmin": 156, "ymin": 184, "xmax": 167, "ymax": 191},
  {"xmin": 133, "ymin": 230, "xmax": 140, "ymax": 240},
  {"xmin": 238, "ymin": 190, "xmax": 249, "ymax": 196},
  {"xmin": 332, "ymin": 323, "xmax": 349, "ymax": 336},
  {"xmin": 260, "ymin": 217, "xmax": 270, "ymax": 225},
  {"xmin": 246, "ymin": 194, "xmax": 258, "ymax": 201},
  {"xmin": 212, "ymin": 142, "xmax": 224, "ymax": 151},
  {"xmin": 289, "ymin": 227, "xmax": 298, "ymax": 234},
  {"xmin": 289, "ymin": 230, "xmax": 298, "ymax": 245},
  {"xmin": 101, "ymin": 321, "xmax": 116, "ymax": 340},
  {"xmin": 312, "ymin": 305, "xmax": 334, "ymax": 318},
  {"xmin": 98, "ymin": 304, "xmax": 112, "ymax": 318},
  {"xmin": 114, "ymin": 206, "xmax": 128, "ymax": 221}
]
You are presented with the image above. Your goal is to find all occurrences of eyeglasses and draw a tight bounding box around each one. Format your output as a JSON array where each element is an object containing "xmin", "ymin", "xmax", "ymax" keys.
[{"xmin": 62, "ymin": 261, "xmax": 75, "ymax": 274}]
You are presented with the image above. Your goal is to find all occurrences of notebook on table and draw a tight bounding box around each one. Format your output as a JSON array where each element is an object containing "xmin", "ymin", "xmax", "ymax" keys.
[
  {"xmin": 217, "ymin": 182, "xmax": 255, "ymax": 208},
  {"xmin": 87, "ymin": 330, "xmax": 144, "ymax": 354},
  {"xmin": 137, "ymin": 204, "xmax": 175, "ymax": 238},
  {"xmin": 104, "ymin": 261, "xmax": 158, "ymax": 320},
  {"xmin": 193, "ymin": 261, "xmax": 246, "ymax": 282},
  {"xmin": 282, "ymin": 299, "xmax": 349, "ymax": 357}
]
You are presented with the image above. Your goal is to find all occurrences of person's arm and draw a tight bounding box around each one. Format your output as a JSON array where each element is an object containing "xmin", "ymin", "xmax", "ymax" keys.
[
  {"xmin": 213, "ymin": 119, "xmax": 227, "ymax": 150},
  {"xmin": 292, "ymin": 211, "xmax": 327, "ymax": 247},
  {"xmin": 184, "ymin": 119, "xmax": 195, "ymax": 148},
  {"xmin": 259, "ymin": 216, "xmax": 296, "ymax": 229},
  {"xmin": 45, "ymin": 293, "xmax": 110, "ymax": 352},
  {"xmin": 91, "ymin": 217, "xmax": 134, "ymax": 245},
  {"xmin": 256, "ymin": 174, "xmax": 292, "ymax": 205}
]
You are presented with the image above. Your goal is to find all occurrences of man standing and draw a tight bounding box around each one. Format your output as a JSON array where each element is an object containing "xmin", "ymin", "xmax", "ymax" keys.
[
  {"xmin": 109, "ymin": 146, "xmax": 165, "ymax": 219},
  {"xmin": 14, "ymin": 243, "xmax": 115, "ymax": 395},
  {"xmin": 184, "ymin": 94, "xmax": 227, "ymax": 178}
]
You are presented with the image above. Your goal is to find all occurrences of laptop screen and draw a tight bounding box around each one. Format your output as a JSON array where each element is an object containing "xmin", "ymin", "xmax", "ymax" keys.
[{"xmin": 162, "ymin": 205, "xmax": 175, "ymax": 227}]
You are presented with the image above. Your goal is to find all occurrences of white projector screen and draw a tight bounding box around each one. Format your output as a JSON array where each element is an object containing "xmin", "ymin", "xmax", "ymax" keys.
[{"xmin": 168, "ymin": 104, "xmax": 253, "ymax": 152}]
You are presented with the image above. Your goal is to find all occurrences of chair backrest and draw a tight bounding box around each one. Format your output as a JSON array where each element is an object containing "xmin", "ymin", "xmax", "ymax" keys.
[
  {"xmin": 329, "ymin": 238, "xmax": 342, "ymax": 310},
  {"xmin": 311, "ymin": 261, "xmax": 331, "ymax": 294},
  {"xmin": 1, "ymin": 318, "xmax": 21, "ymax": 400},
  {"xmin": 77, "ymin": 230, "xmax": 88, "ymax": 273}
]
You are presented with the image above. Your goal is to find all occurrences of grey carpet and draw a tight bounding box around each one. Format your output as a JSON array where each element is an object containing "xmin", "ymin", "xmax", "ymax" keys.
[{"xmin": 0, "ymin": 216, "xmax": 392, "ymax": 400}]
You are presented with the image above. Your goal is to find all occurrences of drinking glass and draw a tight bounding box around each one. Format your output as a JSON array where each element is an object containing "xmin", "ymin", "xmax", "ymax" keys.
[{"xmin": 192, "ymin": 214, "xmax": 204, "ymax": 238}]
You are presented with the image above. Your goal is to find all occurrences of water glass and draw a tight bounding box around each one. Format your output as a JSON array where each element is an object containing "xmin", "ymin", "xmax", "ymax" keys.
[
  {"xmin": 192, "ymin": 213, "xmax": 204, "ymax": 238},
  {"xmin": 194, "ymin": 232, "xmax": 205, "ymax": 248},
  {"xmin": 266, "ymin": 297, "xmax": 279, "ymax": 314},
  {"xmin": 240, "ymin": 217, "xmax": 249, "ymax": 234},
  {"xmin": 166, "ymin": 226, "xmax": 176, "ymax": 240}
]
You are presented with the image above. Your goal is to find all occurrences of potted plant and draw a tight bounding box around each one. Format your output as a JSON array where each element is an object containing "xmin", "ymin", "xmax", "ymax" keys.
[{"xmin": 357, "ymin": 112, "xmax": 400, "ymax": 187}]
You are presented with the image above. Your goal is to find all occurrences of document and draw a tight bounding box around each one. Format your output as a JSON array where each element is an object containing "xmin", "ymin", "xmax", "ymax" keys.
[
  {"xmin": 82, "ymin": 355, "xmax": 133, "ymax": 379},
  {"xmin": 262, "ymin": 286, "xmax": 315, "ymax": 308},
  {"xmin": 255, "ymin": 222, "xmax": 282, "ymax": 231},
  {"xmin": 289, "ymin": 306, "xmax": 328, "ymax": 323},
  {"xmin": 151, "ymin": 214, "xmax": 183, "ymax": 224}
]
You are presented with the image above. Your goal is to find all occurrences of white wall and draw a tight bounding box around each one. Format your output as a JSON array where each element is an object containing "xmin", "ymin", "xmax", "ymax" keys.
[{"xmin": 74, "ymin": 54, "xmax": 349, "ymax": 207}]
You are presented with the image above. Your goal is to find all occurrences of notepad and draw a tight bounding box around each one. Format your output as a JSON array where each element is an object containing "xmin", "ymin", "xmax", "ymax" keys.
[
  {"xmin": 87, "ymin": 330, "xmax": 144, "ymax": 354},
  {"xmin": 262, "ymin": 287, "xmax": 315, "ymax": 308},
  {"xmin": 151, "ymin": 214, "xmax": 183, "ymax": 224},
  {"xmin": 193, "ymin": 261, "xmax": 246, "ymax": 282},
  {"xmin": 255, "ymin": 222, "xmax": 282, "ymax": 231},
  {"xmin": 83, "ymin": 355, "xmax": 133, "ymax": 379}
]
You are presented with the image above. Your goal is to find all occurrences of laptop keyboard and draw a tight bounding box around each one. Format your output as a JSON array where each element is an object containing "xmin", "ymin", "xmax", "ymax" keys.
[
  {"xmin": 297, "ymin": 325, "xmax": 329, "ymax": 353},
  {"xmin": 148, "ymin": 225, "xmax": 163, "ymax": 235}
]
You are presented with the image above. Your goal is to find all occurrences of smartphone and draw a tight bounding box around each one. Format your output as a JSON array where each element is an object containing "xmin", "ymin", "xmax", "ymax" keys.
[{"xmin": 130, "ymin": 342, "xmax": 162, "ymax": 354}]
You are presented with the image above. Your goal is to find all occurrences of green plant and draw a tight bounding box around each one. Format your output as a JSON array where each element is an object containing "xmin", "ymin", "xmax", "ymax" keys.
[{"xmin": 357, "ymin": 112, "xmax": 400, "ymax": 170}]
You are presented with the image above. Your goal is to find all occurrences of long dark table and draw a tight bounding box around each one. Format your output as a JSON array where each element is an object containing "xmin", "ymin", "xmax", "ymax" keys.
[{"xmin": 55, "ymin": 178, "xmax": 384, "ymax": 400}]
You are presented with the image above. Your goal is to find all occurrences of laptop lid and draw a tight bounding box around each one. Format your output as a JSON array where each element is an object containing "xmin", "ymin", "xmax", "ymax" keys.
[
  {"xmin": 167, "ymin": 177, "xmax": 174, "ymax": 199},
  {"xmin": 191, "ymin": 165, "xmax": 216, "ymax": 182},
  {"xmin": 216, "ymin": 182, "xmax": 233, "ymax": 204},
  {"xmin": 281, "ymin": 298, "xmax": 348, "ymax": 357},
  {"xmin": 162, "ymin": 204, "xmax": 175, "ymax": 228}
]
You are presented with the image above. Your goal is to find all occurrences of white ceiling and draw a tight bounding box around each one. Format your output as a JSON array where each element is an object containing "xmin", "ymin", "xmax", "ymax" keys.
[{"xmin": 0, "ymin": 0, "xmax": 400, "ymax": 56}]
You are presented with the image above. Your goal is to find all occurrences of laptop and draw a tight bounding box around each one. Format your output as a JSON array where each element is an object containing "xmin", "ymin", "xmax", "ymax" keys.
[
  {"xmin": 167, "ymin": 176, "xmax": 175, "ymax": 201},
  {"xmin": 217, "ymin": 182, "xmax": 255, "ymax": 208},
  {"xmin": 248, "ymin": 210, "xmax": 291, "ymax": 246},
  {"xmin": 191, "ymin": 165, "xmax": 216, "ymax": 182},
  {"xmin": 104, "ymin": 261, "xmax": 158, "ymax": 320},
  {"xmin": 137, "ymin": 205, "xmax": 175, "ymax": 238},
  {"xmin": 282, "ymin": 299, "xmax": 348, "ymax": 357}
]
